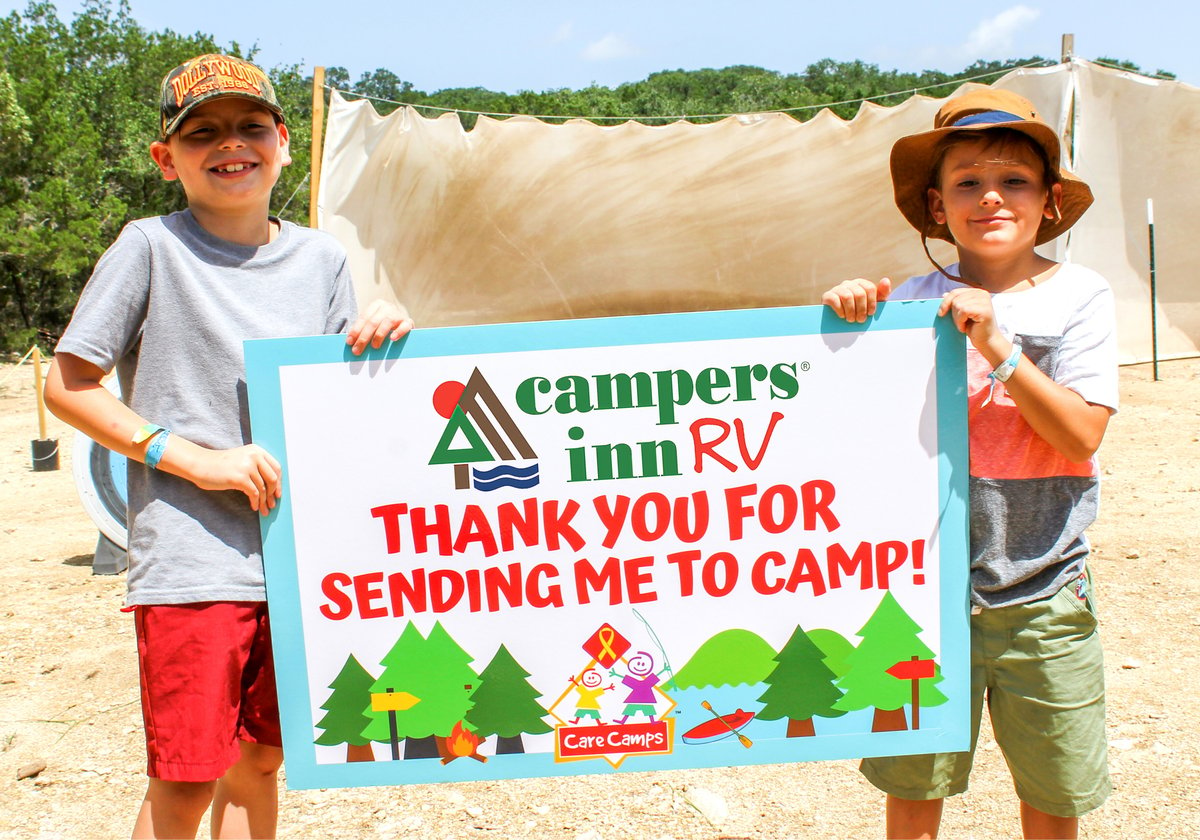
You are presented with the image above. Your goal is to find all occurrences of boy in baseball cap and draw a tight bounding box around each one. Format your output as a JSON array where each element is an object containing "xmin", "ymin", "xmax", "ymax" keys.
[
  {"xmin": 823, "ymin": 89, "xmax": 1116, "ymax": 838},
  {"xmin": 47, "ymin": 54, "xmax": 411, "ymax": 837}
]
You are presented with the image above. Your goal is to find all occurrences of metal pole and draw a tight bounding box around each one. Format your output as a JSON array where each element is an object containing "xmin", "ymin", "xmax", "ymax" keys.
[{"xmin": 1148, "ymin": 199, "xmax": 1159, "ymax": 381}]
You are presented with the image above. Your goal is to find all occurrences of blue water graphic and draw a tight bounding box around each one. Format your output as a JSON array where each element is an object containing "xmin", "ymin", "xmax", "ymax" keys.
[
  {"xmin": 477, "ymin": 463, "xmax": 539, "ymax": 478},
  {"xmin": 473, "ymin": 463, "xmax": 540, "ymax": 491}
]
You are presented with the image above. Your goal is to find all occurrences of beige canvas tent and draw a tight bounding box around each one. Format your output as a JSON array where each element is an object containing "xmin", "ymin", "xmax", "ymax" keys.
[{"xmin": 317, "ymin": 59, "xmax": 1198, "ymax": 364}]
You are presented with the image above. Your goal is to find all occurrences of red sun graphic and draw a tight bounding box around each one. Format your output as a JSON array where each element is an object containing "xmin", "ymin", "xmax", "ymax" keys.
[{"xmin": 432, "ymin": 380, "xmax": 466, "ymax": 418}]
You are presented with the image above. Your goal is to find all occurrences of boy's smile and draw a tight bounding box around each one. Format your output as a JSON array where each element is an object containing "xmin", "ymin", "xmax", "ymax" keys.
[
  {"xmin": 150, "ymin": 96, "xmax": 291, "ymax": 238},
  {"xmin": 927, "ymin": 139, "xmax": 1061, "ymax": 259}
]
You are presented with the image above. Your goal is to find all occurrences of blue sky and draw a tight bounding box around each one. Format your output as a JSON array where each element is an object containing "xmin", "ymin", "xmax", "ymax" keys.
[{"xmin": 5, "ymin": 0, "xmax": 1196, "ymax": 93}]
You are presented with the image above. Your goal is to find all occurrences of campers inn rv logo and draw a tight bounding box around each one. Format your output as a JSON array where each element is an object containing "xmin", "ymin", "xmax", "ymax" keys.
[
  {"xmin": 429, "ymin": 369, "xmax": 540, "ymax": 492},
  {"xmin": 430, "ymin": 359, "xmax": 804, "ymax": 491}
]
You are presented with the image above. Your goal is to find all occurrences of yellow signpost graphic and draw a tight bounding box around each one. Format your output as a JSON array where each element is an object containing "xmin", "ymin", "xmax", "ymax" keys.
[
  {"xmin": 372, "ymin": 689, "xmax": 420, "ymax": 760},
  {"xmin": 371, "ymin": 691, "xmax": 419, "ymax": 712}
]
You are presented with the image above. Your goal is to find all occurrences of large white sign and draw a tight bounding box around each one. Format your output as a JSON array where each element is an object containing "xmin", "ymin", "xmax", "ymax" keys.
[{"xmin": 245, "ymin": 301, "xmax": 969, "ymax": 790}]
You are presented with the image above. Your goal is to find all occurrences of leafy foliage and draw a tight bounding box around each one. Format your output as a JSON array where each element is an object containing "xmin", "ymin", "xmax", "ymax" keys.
[
  {"xmin": 0, "ymin": 0, "xmax": 218, "ymax": 350},
  {"xmin": 0, "ymin": 0, "xmax": 1173, "ymax": 350}
]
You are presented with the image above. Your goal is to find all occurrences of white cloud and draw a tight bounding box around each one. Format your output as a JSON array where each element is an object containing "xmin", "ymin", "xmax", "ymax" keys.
[
  {"xmin": 960, "ymin": 5, "xmax": 1041, "ymax": 59},
  {"xmin": 550, "ymin": 22, "xmax": 573, "ymax": 45},
  {"xmin": 581, "ymin": 33, "xmax": 639, "ymax": 62}
]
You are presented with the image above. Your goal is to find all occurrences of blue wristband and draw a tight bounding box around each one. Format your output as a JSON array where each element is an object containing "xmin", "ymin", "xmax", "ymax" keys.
[
  {"xmin": 144, "ymin": 430, "xmax": 170, "ymax": 469},
  {"xmin": 134, "ymin": 425, "xmax": 171, "ymax": 469}
]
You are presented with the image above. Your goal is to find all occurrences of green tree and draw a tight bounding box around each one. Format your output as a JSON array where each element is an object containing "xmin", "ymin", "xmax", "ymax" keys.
[
  {"xmin": 833, "ymin": 591, "xmax": 947, "ymax": 732},
  {"xmin": 465, "ymin": 644, "xmax": 552, "ymax": 755},
  {"xmin": 362, "ymin": 621, "xmax": 477, "ymax": 759},
  {"xmin": 0, "ymin": 1, "xmax": 1160, "ymax": 350},
  {"xmin": 314, "ymin": 653, "xmax": 376, "ymax": 762},
  {"xmin": 756, "ymin": 625, "xmax": 846, "ymax": 737},
  {"xmin": 0, "ymin": 0, "xmax": 217, "ymax": 350}
]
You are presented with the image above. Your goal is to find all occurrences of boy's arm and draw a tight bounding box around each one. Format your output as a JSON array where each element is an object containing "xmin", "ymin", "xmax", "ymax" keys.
[
  {"xmin": 46, "ymin": 353, "xmax": 282, "ymax": 514},
  {"xmin": 346, "ymin": 299, "xmax": 415, "ymax": 355},
  {"xmin": 940, "ymin": 288, "xmax": 1111, "ymax": 462}
]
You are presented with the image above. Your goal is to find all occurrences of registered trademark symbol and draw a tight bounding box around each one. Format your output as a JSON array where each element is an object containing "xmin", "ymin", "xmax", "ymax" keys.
[{"xmin": 800, "ymin": 361, "xmax": 811, "ymax": 372}]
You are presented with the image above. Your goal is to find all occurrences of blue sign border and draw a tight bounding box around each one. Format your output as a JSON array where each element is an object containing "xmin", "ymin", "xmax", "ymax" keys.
[{"xmin": 245, "ymin": 301, "xmax": 969, "ymax": 790}]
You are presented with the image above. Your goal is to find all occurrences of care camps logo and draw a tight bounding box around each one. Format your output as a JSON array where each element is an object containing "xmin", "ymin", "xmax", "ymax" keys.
[{"xmin": 429, "ymin": 368, "xmax": 540, "ymax": 492}]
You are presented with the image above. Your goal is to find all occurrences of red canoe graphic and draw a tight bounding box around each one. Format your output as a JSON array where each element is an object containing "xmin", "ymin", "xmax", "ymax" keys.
[{"xmin": 681, "ymin": 708, "xmax": 756, "ymax": 745}]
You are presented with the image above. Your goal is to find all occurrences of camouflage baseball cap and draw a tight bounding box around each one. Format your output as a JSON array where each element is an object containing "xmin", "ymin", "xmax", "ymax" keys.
[{"xmin": 159, "ymin": 53, "xmax": 283, "ymax": 139}]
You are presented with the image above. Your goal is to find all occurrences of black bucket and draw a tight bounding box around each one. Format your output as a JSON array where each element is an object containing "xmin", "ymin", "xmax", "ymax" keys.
[{"xmin": 31, "ymin": 438, "xmax": 60, "ymax": 472}]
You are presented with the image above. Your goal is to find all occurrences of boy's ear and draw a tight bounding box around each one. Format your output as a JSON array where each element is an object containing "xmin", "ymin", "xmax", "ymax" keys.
[
  {"xmin": 926, "ymin": 187, "xmax": 946, "ymax": 225},
  {"xmin": 1044, "ymin": 182, "xmax": 1064, "ymax": 221},
  {"xmin": 149, "ymin": 140, "xmax": 179, "ymax": 182},
  {"xmin": 278, "ymin": 122, "xmax": 292, "ymax": 168}
]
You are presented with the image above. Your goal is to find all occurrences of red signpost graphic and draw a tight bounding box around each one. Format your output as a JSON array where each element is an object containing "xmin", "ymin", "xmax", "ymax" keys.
[{"xmin": 886, "ymin": 656, "xmax": 937, "ymax": 730}]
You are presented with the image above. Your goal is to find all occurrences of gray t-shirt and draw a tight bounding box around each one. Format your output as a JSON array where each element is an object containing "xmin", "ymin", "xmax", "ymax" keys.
[{"xmin": 57, "ymin": 210, "xmax": 357, "ymax": 605}]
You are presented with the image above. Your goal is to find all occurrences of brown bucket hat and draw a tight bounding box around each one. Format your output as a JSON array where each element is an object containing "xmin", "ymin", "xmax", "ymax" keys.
[{"xmin": 890, "ymin": 88, "xmax": 1093, "ymax": 246}]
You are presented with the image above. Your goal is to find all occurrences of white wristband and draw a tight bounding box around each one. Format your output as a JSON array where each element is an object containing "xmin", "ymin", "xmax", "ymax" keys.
[
  {"xmin": 982, "ymin": 342, "xmax": 1022, "ymax": 407},
  {"xmin": 991, "ymin": 342, "xmax": 1022, "ymax": 383}
]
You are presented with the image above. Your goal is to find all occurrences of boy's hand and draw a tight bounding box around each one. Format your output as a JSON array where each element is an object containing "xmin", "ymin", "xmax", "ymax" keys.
[
  {"xmin": 821, "ymin": 277, "xmax": 892, "ymax": 323},
  {"xmin": 169, "ymin": 442, "xmax": 283, "ymax": 515},
  {"xmin": 347, "ymin": 299, "xmax": 414, "ymax": 355},
  {"xmin": 939, "ymin": 288, "xmax": 1010, "ymax": 363}
]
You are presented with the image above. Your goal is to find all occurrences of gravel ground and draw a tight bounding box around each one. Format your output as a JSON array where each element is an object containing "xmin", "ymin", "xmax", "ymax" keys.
[{"xmin": 1, "ymin": 357, "xmax": 1197, "ymax": 839}]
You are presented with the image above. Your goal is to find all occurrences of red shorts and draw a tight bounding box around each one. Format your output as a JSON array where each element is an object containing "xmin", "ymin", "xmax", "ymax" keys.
[{"xmin": 134, "ymin": 602, "xmax": 282, "ymax": 782}]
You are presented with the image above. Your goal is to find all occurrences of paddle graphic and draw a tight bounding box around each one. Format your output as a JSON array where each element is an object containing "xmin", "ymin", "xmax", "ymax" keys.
[{"xmin": 700, "ymin": 700, "xmax": 753, "ymax": 749}]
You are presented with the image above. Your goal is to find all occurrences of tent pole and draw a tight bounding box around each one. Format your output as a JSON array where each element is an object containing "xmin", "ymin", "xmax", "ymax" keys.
[
  {"xmin": 310, "ymin": 65, "xmax": 326, "ymax": 229},
  {"xmin": 1148, "ymin": 199, "xmax": 1159, "ymax": 381},
  {"xmin": 1059, "ymin": 35, "xmax": 1077, "ymax": 265}
]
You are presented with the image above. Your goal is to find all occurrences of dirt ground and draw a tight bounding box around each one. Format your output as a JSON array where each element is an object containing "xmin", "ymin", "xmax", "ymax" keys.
[{"xmin": 1, "ymin": 356, "xmax": 1197, "ymax": 839}]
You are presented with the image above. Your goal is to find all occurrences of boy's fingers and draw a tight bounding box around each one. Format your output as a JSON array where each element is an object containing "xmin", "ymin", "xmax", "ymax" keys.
[
  {"xmin": 372, "ymin": 324, "xmax": 389, "ymax": 349},
  {"xmin": 847, "ymin": 285, "xmax": 870, "ymax": 322},
  {"xmin": 820, "ymin": 291, "xmax": 846, "ymax": 318},
  {"xmin": 389, "ymin": 318, "xmax": 414, "ymax": 341},
  {"xmin": 244, "ymin": 478, "xmax": 262, "ymax": 512}
]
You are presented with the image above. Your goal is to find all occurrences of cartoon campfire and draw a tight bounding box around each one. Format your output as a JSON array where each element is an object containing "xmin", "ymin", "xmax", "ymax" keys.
[{"xmin": 438, "ymin": 720, "xmax": 488, "ymax": 765}]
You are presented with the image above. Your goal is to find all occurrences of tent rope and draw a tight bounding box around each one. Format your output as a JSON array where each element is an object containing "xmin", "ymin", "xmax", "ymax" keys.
[
  {"xmin": 275, "ymin": 171, "xmax": 310, "ymax": 221},
  {"xmin": 325, "ymin": 59, "xmax": 1054, "ymax": 123},
  {"xmin": 1089, "ymin": 57, "xmax": 1173, "ymax": 78}
]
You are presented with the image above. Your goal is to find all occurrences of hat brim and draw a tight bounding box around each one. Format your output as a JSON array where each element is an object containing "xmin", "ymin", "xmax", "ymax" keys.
[
  {"xmin": 890, "ymin": 118, "xmax": 1093, "ymax": 247},
  {"xmin": 161, "ymin": 92, "xmax": 285, "ymax": 139}
]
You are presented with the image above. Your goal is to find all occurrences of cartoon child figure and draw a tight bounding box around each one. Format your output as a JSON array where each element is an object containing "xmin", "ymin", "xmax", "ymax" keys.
[
  {"xmin": 568, "ymin": 668, "xmax": 613, "ymax": 724},
  {"xmin": 613, "ymin": 651, "xmax": 664, "ymax": 724}
]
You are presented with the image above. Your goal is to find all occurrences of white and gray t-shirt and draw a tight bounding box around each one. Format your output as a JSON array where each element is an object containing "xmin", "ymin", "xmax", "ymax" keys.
[{"xmin": 893, "ymin": 263, "xmax": 1118, "ymax": 607}]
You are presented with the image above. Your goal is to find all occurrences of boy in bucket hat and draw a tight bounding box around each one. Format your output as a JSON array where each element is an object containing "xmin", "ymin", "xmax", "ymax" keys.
[
  {"xmin": 823, "ymin": 88, "xmax": 1117, "ymax": 838},
  {"xmin": 46, "ymin": 54, "xmax": 411, "ymax": 838}
]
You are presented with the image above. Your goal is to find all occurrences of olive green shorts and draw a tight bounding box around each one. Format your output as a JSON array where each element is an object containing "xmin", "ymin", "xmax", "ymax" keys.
[{"xmin": 860, "ymin": 574, "xmax": 1110, "ymax": 818}]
